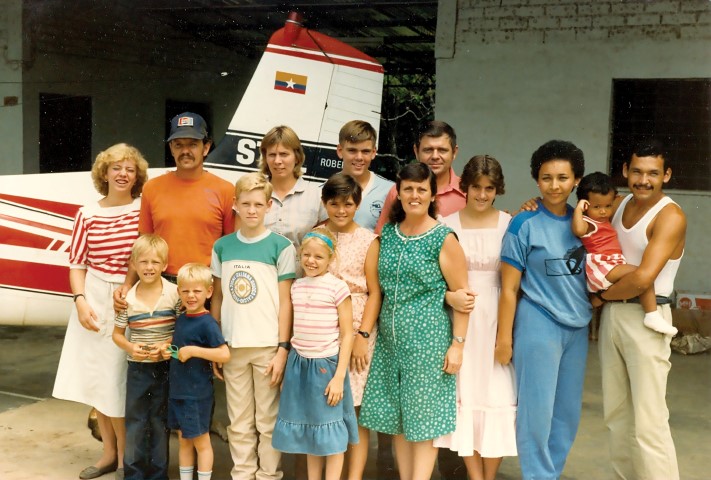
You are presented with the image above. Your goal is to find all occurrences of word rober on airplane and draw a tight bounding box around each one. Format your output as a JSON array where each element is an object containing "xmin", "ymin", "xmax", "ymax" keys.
[{"xmin": 0, "ymin": 12, "xmax": 384, "ymax": 326}]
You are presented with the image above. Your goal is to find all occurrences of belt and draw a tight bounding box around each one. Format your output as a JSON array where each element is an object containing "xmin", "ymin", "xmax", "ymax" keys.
[
  {"xmin": 610, "ymin": 295, "xmax": 672, "ymax": 305},
  {"xmin": 162, "ymin": 274, "xmax": 178, "ymax": 284}
]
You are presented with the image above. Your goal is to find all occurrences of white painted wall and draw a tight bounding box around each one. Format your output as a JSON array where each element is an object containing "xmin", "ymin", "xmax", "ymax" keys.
[{"xmin": 435, "ymin": 0, "xmax": 711, "ymax": 293}]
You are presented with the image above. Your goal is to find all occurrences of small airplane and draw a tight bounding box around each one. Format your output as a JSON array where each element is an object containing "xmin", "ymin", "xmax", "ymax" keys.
[{"xmin": 0, "ymin": 12, "xmax": 384, "ymax": 326}]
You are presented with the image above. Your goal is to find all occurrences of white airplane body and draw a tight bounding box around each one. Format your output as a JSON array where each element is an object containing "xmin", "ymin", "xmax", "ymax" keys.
[{"xmin": 0, "ymin": 13, "xmax": 384, "ymax": 326}]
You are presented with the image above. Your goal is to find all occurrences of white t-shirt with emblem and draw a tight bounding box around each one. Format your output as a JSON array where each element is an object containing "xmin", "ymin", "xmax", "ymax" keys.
[{"xmin": 211, "ymin": 229, "xmax": 296, "ymax": 347}]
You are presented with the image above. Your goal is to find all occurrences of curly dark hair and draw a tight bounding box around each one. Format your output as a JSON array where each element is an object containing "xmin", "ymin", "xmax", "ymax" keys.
[
  {"xmin": 631, "ymin": 137, "xmax": 669, "ymax": 170},
  {"xmin": 576, "ymin": 171, "xmax": 616, "ymax": 202},
  {"xmin": 389, "ymin": 162, "xmax": 438, "ymax": 224},
  {"xmin": 530, "ymin": 140, "xmax": 585, "ymax": 180}
]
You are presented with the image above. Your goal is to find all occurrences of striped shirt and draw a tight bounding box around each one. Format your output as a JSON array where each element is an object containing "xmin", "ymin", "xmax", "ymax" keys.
[
  {"xmin": 291, "ymin": 273, "xmax": 350, "ymax": 358},
  {"xmin": 115, "ymin": 278, "xmax": 181, "ymax": 362},
  {"xmin": 69, "ymin": 198, "xmax": 141, "ymax": 282}
]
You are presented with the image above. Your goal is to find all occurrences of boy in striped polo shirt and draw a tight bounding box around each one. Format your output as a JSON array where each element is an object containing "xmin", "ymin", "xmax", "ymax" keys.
[{"xmin": 113, "ymin": 234, "xmax": 181, "ymax": 480}]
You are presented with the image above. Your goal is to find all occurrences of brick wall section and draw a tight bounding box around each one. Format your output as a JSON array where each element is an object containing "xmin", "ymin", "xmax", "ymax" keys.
[{"xmin": 457, "ymin": 0, "xmax": 711, "ymax": 44}]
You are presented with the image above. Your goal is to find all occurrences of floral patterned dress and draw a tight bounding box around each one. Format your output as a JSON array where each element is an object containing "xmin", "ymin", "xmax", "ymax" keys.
[
  {"xmin": 329, "ymin": 226, "xmax": 378, "ymax": 406},
  {"xmin": 359, "ymin": 222, "xmax": 457, "ymax": 442}
]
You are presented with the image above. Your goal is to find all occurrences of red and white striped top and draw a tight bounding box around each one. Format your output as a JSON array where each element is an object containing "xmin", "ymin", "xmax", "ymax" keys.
[
  {"xmin": 291, "ymin": 273, "xmax": 350, "ymax": 358},
  {"xmin": 69, "ymin": 198, "xmax": 141, "ymax": 282}
]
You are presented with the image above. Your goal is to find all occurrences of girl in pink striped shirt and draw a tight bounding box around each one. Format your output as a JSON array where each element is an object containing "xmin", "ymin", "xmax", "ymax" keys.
[{"xmin": 272, "ymin": 227, "xmax": 359, "ymax": 480}]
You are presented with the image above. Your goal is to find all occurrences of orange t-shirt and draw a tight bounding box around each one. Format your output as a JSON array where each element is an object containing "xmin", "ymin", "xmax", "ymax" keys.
[{"xmin": 139, "ymin": 170, "xmax": 235, "ymax": 274}]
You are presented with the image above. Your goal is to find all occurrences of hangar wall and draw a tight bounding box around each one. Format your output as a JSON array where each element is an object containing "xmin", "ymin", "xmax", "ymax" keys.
[
  {"xmin": 0, "ymin": 0, "xmax": 23, "ymax": 175},
  {"xmin": 4, "ymin": 1, "xmax": 255, "ymax": 174},
  {"xmin": 435, "ymin": 0, "xmax": 711, "ymax": 293}
]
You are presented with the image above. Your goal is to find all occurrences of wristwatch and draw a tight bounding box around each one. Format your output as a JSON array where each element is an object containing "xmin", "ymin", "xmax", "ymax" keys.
[
  {"xmin": 453, "ymin": 336, "xmax": 465, "ymax": 344},
  {"xmin": 277, "ymin": 341, "xmax": 291, "ymax": 351},
  {"xmin": 357, "ymin": 330, "xmax": 370, "ymax": 339}
]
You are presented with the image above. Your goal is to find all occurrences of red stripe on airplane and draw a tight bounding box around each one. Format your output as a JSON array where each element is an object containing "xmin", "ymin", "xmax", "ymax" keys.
[
  {"xmin": 0, "ymin": 225, "xmax": 62, "ymax": 250},
  {"xmin": 0, "ymin": 193, "xmax": 80, "ymax": 218},
  {"xmin": 265, "ymin": 47, "xmax": 384, "ymax": 73},
  {"xmin": 0, "ymin": 213, "xmax": 73, "ymax": 236},
  {"xmin": 0, "ymin": 259, "xmax": 70, "ymax": 294}
]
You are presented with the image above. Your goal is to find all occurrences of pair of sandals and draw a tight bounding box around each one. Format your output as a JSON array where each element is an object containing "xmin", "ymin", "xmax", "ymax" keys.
[{"xmin": 79, "ymin": 461, "xmax": 123, "ymax": 479}]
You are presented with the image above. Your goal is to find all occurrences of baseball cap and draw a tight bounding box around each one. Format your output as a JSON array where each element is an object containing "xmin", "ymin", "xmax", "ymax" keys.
[{"xmin": 166, "ymin": 112, "xmax": 208, "ymax": 142}]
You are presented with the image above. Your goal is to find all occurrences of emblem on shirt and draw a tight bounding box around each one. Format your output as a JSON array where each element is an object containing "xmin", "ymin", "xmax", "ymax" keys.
[
  {"xmin": 370, "ymin": 200, "xmax": 383, "ymax": 218},
  {"xmin": 544, "ymin": 245, "xmax": 586, "ymax": 276},
  {"xmin": 229, "ymin": 270, "xmax": 257, "ymax": 304}
]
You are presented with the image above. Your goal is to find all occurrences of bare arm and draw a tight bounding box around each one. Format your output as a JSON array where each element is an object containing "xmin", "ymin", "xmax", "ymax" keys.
[
  {"xmin": 439, "ymin": 233, "xmax": 469, "ymax": 374},
  {"xmin": 178, "ymin": 343, "xmax": 230, "ymax": 363},
  {"xmin": 495, "ymin": 262, "xmax": 522, "ymax": 365},
  {"xmin": 325, "ymin": 297, "xmax": 354, "ymax": 406},
  {"xmin": 113, "ymin": 265, "xmax": 138, "ymax": 312},
  {"xmin": 265, "ymin": 279, "xmax": 294, "ymax": 387},
  {"xmin": 70, "ymin": 268, "xmax": 100, "ymax": 331},
  {"xmin": 602, "ymin": 204, "xmax": 686, "ymax": 300},
  {"xmin": 571, "ymin": 200, "xmax": 591, "ymax": 238},
  {"xmin": 352, "ymin": 239, "xmax": 381, "ymax": 372},
  {"xmin": 210, "ymin": 276, "xmax": 223, "ymax": 322}
]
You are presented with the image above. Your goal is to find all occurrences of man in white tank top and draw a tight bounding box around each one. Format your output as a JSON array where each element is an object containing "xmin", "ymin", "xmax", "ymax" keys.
[{"xmin": 597, "ymin": 140, "xmax": 686, "ymax": 480}]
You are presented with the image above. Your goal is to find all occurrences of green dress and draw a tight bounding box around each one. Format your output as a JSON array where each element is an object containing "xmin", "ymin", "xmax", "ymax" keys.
[{"xmin": 359, "ymin": 222, "xmax": 456, "ymax": 442}]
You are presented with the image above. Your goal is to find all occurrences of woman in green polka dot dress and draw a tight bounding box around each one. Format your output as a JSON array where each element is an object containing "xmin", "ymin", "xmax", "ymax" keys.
[{"xmin": 359, "ymin": 163, "xmax": 469, "ymax": 480}]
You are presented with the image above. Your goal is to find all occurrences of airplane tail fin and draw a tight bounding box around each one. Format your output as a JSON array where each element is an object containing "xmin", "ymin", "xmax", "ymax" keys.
[{"xmin": 207, "ymin": 12, "xmax": 384, "ymax": 181}]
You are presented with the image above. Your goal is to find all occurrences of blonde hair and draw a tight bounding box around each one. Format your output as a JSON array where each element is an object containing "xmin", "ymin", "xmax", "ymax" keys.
[
  {"xmin": 91, "ymin": 143, "xmax": 149, "ymax": 198},
  {"xmin": 130, "ymin": 234, "xmax": 169, "ymax": 264},
  {"xmin": 300, "ymin": 227, "xmax": 338, "ymax": 258},
  {"xmin": 177, "ymin": 263, "xmax": 213, "ymax": 289},
  {"xmin": 258, "ymin": 125, "xmax": 305, "ymax": 179},
  {"xmin": 235, "ymin": 172, "xmax": 273, "ymax": 201}
]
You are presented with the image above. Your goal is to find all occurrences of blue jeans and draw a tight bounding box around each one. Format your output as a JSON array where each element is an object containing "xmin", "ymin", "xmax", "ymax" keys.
[
  {"xmin": 513, "ymin": 298, "xmax": 589, "ymax": 480},
  {"xmin": 124, "ymin": 361, "xmax": 170, "ymax": 480}
]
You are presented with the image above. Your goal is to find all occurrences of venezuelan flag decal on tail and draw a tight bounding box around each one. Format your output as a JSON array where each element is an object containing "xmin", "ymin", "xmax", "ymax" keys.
[{"xmin": 274, "ymin": 71, "xmax": 307, "ymax": 94}]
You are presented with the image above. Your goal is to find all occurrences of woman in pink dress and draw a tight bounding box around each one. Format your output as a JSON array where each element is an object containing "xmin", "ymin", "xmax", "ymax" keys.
[
  {"xmin": 435, "ymin": 155, "xmax": 517, "ymax": 480},
  {"xmin": 321, "ymin": 173, "xmax": 381, "ymax": 480}
]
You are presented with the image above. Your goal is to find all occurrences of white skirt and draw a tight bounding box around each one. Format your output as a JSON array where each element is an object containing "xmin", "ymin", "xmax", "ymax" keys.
[{"xmin": 52, "ymin": 270, "xmax": 127, "ymax": 417}]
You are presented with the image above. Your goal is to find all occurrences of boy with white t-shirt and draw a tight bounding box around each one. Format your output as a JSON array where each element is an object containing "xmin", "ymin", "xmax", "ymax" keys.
[{"xmin": 210, "ymin": 172, "xmax": 296, "ymax": 479}]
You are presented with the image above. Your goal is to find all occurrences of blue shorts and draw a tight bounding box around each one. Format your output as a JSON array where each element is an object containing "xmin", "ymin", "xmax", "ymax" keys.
[{"xmin": 167, "ymin": 397, "xmax": 212, "ymax": 439}]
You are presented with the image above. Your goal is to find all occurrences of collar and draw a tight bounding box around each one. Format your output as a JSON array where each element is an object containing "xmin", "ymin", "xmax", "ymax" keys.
[{"xmin": 437, "ymin": 168, "xmax": 465, "ymax": 197}]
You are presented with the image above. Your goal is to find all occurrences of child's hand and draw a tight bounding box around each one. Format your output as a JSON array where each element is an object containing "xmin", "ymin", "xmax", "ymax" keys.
[
  {"xmin": 130, "ymin": 343, "xmax": 151, "ymax": 361},
  {"xmin": 576, "ymin": 199, "xmax": 589, "ymax": 212},
  {"xmin": 324, "ymin": 376, "xmax": 345, "ymax": 407},
  {"xmin": 212, "ymin": 362, "xmax": 224, "ymax": 381},
  {"xmin": 265, "ymin": 348, "xmax": 288, "ymax": 387},
  {"xmin": 177, "ymin": 346, "xmax": 193, "ymax": 363}
]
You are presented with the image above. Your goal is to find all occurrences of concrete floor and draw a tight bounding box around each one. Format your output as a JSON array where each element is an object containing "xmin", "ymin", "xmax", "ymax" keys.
[{"xmin": 0, "ymin": 325, "xmax": 709, "ymax": 479}]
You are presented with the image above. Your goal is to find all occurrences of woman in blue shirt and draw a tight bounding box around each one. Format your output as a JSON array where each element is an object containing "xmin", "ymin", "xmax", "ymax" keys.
[{"xmin": 495, "ymin": 140, "xmax": 591, "ymax": 480}]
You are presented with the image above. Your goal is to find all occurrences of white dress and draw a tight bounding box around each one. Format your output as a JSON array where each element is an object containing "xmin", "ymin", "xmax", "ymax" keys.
[
  {"xmin": 434, "ymin": 210, "xmax": 518, "ymax": 458},
  {"xmin": 52, "ymin": 201, "xmax": 140, "ymax": 417}
]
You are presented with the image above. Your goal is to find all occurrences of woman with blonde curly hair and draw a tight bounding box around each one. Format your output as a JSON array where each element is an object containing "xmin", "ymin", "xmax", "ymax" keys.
[{"xmin": 53, "ymin": 143, "xmax": 149, "ymax": 480}]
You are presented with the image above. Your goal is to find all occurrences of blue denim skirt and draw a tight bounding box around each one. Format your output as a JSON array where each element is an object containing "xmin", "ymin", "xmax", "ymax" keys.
[{"xmin": 272, "ymin": 350, "xmax": 359, "ymax": 456}]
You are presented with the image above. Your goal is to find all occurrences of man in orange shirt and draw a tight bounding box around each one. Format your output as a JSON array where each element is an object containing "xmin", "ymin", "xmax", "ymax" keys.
[{"xmin": 115, "ymin": 112, "xmax": 235, "ymax": 289}]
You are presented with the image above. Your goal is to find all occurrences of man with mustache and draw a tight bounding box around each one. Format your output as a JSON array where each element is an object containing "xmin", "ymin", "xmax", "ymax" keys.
[
  {"xmin": 137, "ymin": 112, "xmax": 235, "ymax": 282},
  {"xmin": 375, "ymin": 120, "xmax": 466, "ymax": 235},
  {"xmin": 597, "ymin": 139, "xmax": 685, "ymax": 480}
]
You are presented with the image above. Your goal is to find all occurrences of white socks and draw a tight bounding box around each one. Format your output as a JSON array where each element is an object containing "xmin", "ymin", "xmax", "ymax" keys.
[
  {"xmin": 643, "ymin": 310, "xmax": 678, "ymax": 336},
  {"xmin": 179, "ymin": 466, "xmax": 212, "ymax": 480}
]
